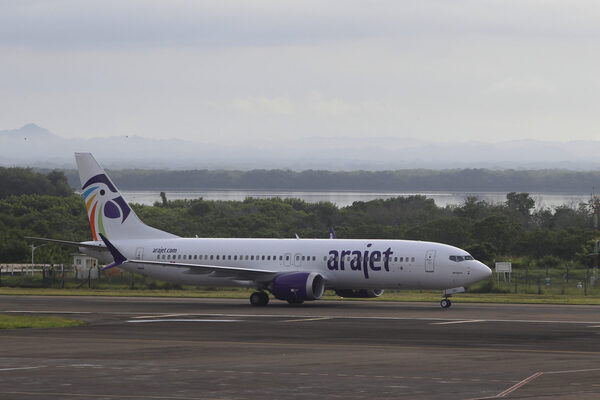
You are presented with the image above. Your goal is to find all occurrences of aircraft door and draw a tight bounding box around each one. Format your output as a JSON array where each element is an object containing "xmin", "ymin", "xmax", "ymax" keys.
[
  {"xmin": 294, "ymin": 253, "xmax": 302, "ymax": 268},
  {"xmin": 425, "ymin": 250, "xmax": 435, "ymax": 272},
  {"xmin": 284, "ymin": 253, "xmax": 292, "ymax": 267},
  {"xmin": 135, "ymin": 247, "xmax": 144, "ymax": 260}
]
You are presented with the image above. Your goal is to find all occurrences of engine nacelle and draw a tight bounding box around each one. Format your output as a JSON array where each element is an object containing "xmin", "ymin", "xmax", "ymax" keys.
[
  {"xmin": 335, "ymin": 289, "xmax": 384, "ymax": 298},
  {"xmin": 270, "ymin": 272, "xmax": 325, "ymax": 302}
]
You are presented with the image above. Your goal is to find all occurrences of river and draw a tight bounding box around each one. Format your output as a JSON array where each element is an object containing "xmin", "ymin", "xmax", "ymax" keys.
[{"xmin": 120, "ymin": 190, "xmax": 592, "ymax": 209}]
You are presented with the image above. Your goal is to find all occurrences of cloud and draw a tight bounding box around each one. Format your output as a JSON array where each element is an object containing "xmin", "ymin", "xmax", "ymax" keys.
[{"xmin": 232, "ymin": 96, "xmax": 293, "ymax": 116}]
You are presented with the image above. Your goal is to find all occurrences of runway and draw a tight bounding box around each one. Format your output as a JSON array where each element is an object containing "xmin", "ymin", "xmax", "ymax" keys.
[{"xmin": 1, "ymin": 296, "xmax": 600, "ymax": 399}]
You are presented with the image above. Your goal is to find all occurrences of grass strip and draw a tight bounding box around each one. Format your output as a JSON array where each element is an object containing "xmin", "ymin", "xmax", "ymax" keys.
[
  {"xmin": 0, "ymin": 314, "xmax": 85, "ymax": 329},
  {"xmin": 1, "ymin": 287, "xmax": 600, "ymax": 305}
]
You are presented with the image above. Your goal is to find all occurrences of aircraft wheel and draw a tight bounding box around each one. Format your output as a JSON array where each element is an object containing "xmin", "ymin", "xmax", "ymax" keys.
[
  {"xmin": 250, "ymin": 291, "xmax": 269, "ymax": 306},
  {"xmin": 440, "ymin": 299, "xmax": 451, "ymax": 309}
]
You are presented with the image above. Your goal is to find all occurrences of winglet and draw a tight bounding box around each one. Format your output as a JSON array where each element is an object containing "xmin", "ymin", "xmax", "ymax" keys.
[
  {"xmin": 98, "ymin": 233, "xmax": 127, "ymax": 270},
  {"xmin": 329, "ymin": 228, "xmax": 336, "ymax": 239}
]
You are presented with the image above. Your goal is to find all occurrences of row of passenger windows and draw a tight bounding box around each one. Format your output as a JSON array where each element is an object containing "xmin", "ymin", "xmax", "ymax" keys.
[
  {"xmin": 157, "ymin": 253, "xmax": 416, "ymax": 263},
  {"xmin": 158, "ymin": 254, "xmax": 299, "ymax": 261},
  {"xmin": 449, "ymin": 255, "xmax": 474, "ymax": 262}
]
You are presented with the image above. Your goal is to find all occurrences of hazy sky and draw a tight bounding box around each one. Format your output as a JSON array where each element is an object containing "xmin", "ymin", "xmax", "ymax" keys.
[{"xmin": 2, "ymin": 0, "xmax": 600, "ymax": 144}]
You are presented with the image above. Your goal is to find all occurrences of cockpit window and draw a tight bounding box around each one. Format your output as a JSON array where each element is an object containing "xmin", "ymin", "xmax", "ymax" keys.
[{"xmin": 449, "ymin": 254, "xmax": 474, "ymax": 262}]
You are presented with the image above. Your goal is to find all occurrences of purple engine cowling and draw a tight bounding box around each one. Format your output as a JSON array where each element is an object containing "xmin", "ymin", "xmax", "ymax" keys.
[{"xmin": 270, "ymin": 272, "xmax": 325, "ymax": 302}]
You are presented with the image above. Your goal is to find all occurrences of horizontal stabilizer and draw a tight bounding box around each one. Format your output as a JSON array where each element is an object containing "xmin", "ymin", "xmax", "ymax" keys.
[{"xmin": 25, "ymin": 236, "xmax": 106, "ymax": 251}]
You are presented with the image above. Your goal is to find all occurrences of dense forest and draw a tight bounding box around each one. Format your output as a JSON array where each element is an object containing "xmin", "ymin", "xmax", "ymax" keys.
[
  {"xmin": 52, "ymin": 168, "xmax": 600, "ymax": 192},
  {"xmin": 0, "ymin": 169, "xmax": 596, "ymax": 272},
  {"xmin": 1, "ymin": 167, "xmax": 72, "ymax": 198}
]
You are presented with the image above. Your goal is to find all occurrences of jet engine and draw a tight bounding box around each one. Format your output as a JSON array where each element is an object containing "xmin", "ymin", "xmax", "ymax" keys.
[
  {"xmin": 335, "ymin": 289, "xmax": 384, "ymax": 298},
  {"xmin": 270, "ymin": 272, "xmax": 325, "ymax": 303}
]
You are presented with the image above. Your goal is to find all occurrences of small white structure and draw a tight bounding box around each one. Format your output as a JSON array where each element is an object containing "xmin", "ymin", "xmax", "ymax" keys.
[
  {"xmin": 73, "ymin": 253, "xmax": 98, "ymax": 279},
  {"xmin": 495, "ymin": 262, "xmax": 512, "ymax": 283}
]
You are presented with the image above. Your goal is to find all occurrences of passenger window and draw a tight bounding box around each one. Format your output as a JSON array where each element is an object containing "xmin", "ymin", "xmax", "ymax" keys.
[
  {"xmin": 157, "ymin": 255, "xmax": 160, "ymax": 260},
  {"xmin": 312, "ymin": 256, "xmax": 316, "ymax": 261},
  {"xmin": 262, "ymin": 255, "xmax": 265, "ymax": 260},
  {"xmin": 296, "ymin": 256, "xmax": 300, "ymax": 261},
  {"xmin": 251, "ymin": 256, "xmax": 254, "ymax": 260},
  {"xmin": 178, "ymin": 255, "xmax": 182, "ymax": 260},
  {"xmin": 210, "ymin": 255, "xmax": 214, "ymax": 260},
  {"xmin": 302, "ymin": 256, "xmax": 305, "ymax": 261},
  {"xmin": 399, "ymin": 257, "xmax": 403, "ymax": 262},
  {"xmin": 286, "ymin": 255, "xmax": 290, "ymax": 261},
  {"xmin": 394, "ymin": 257, "xmax": 398, "ymax": 262},
  {"xmin": 267, "ymin": 256, "xmax": 271, "ymax": 260},
  {"xmin": 411, "ymin": 257, "xmax": 415, "ymax": 262}
]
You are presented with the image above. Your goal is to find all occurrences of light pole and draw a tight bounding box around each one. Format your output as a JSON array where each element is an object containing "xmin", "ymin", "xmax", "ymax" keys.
[{"xmin": 30, "ymin": 243, "xmax": 47, "ymax": 276}]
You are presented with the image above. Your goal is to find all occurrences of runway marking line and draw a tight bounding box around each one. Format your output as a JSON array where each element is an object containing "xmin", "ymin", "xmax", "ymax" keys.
[
  {"xmin": 431, "ymin": 319, "xmax": 485, "ymax": 325},
  {"xmin": 131, "ymin": 313, "xmax": 188, "ymax": 319},
  {"xmin": 496, "ymin": 372, "xmax": 543, "ymax": 397},
  {"xmin": 0, "ymin": 366, "xmax": 45, "ymax": 372},
  {"xmin": 280, "ymin": 317, "xmax": 332, "ymax": 323},
  {"xmin": 6, "ymin": 310, "xmax": 600, "ymax": 326},
  {"xmin": 468, "ymin": 367, "xmax": 600, "ymax": 399},
  {"xmin": 127, "ymin": 319, "xmax": 241, "ymax": 323},
  {"xmin": 0, "ymin": 392, "xmax": 205, "ymax": 399}
]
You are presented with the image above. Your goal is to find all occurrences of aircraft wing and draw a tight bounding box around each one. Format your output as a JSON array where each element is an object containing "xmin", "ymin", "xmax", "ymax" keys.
[
  {"xmin": 98, "ymin": 233, "xmax": 278, "ymax": 282},
  {"xmin": 126, "ymin": 259, "xmax": 278, "ymax": 281}
]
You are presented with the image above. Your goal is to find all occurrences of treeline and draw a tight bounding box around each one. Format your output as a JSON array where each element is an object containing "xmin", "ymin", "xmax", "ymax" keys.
[
  {"xmin": 0, "ymin": 167, "xmax": 72, "ymax": 199},
  {"xmin": 1, "ymin": 189, "xmax": 595, "ymax": 270},
  {"xmin": 55, "ymin": 168, "xmax": 600, "ymax": 192}
]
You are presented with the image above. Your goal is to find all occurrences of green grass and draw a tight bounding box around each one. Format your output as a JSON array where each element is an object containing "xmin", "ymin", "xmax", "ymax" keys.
[
  {"xmin": 2, "ymin": 286, "xmax": 600, "ymax": 305},
  {"xmin": 0, "ymin": 314, "xmax": 85, "ymax": 329}
]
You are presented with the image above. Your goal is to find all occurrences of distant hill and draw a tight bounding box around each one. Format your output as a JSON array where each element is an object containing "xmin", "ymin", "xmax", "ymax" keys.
[{"xmin": 3, "ymin": 123, "xmax": 600, "ymax": 171}]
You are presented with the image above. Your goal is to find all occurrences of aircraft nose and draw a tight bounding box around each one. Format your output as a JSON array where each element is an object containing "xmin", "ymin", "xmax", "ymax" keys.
[{"xmin": 473, "ymin": 261, "xmax": 492, "ymax": 282}]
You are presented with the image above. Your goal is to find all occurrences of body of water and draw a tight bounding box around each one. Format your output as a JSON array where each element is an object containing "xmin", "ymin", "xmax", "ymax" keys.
[{"xmin": 121, "ymin": 190, "xmax": 593, "ymax": 209}]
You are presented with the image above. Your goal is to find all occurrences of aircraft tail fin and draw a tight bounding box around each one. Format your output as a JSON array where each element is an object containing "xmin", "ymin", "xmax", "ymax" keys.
[{"xmin": 75, "ymin": 152, "xmax": 178, "ymax": 241}]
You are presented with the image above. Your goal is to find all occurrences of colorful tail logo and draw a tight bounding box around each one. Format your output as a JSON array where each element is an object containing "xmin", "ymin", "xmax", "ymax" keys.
[{"xmin": 82, "ymin": 174, "xmax": 131, "ymax": 241}]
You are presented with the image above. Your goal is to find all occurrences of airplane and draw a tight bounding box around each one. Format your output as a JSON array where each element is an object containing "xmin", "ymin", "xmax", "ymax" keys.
[{"xmin": 28, "ymin": 153, "xmax": 492, "ymax": 308}]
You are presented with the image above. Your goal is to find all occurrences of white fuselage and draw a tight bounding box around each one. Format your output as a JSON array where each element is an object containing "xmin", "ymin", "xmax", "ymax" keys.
[{"xmin": 82, "ymin": 238, "xmax": 491, "ymax": 291}]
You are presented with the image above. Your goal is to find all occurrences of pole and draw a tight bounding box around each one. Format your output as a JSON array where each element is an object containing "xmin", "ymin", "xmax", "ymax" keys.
[
  {"xmin": 594, "ymin": 196, "xmax": 599, "ymax": 285},
  {"xmin": 30, "ymin": 243, "xmax": 47, "ymax": 277}
]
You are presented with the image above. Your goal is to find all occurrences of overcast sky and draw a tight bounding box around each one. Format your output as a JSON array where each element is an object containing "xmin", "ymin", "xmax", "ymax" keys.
[{"xmin": 2, "ymin": 0, "xmax": 600, "ymax": 145}]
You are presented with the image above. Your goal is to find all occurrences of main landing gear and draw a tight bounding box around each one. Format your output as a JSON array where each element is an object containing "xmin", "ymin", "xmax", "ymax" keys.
[
  {"xmin": 250, "ymin": 291, "xmax": 269, "ymax": 306},
  {"xmin": 440, "ymin": 298, "xmax": 452, "ymax": 309}
]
